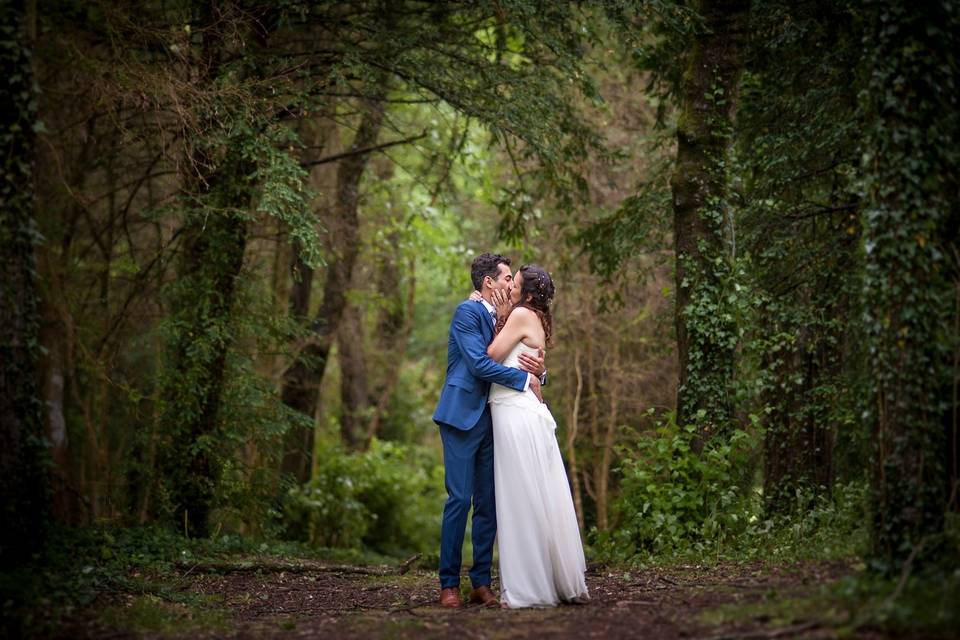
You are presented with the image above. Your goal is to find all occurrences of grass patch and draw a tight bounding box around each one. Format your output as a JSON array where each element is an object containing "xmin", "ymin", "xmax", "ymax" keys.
[
  {"xmin": 698, "ymin": 591, "xmax": 849, "ymax": 629},
  {"xmin": 697, "ymin": 567, "xmax": 960, "ymax": 639},
  {"xmin": 98, "ymin": 594, "xmax": 230, "ymax": 635}
]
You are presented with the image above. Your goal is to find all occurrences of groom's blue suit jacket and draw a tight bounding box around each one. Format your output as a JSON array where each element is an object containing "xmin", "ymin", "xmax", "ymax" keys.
[{"xmin": 433, "ymin": 300, "xmax": 527, "ymax": 431}]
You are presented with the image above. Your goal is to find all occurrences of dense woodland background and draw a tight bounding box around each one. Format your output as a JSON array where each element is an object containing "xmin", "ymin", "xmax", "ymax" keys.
[{"xmin": 1, "ymin": 0, "xmax": 958, "ymax": 636}]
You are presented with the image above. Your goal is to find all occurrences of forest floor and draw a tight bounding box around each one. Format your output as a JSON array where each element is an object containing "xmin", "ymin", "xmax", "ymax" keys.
[{"xmin": 52, "ymin": 556, "xmax": 952, "ymax": 640}]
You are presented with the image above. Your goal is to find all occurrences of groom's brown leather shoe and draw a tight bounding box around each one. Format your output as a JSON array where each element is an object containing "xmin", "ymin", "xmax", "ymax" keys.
[
  {"xmin": 469, "ymin": 585, "xmax": 499, "ymax": 608},
  {"xmin": 439, "ymin": 587, "xmax": 462, "ymax": 608}
]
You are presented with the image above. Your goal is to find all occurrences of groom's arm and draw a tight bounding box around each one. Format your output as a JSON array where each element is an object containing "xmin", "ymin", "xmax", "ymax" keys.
[{"xmin": 452, "ymin": 304, "xmax": 528, "ymax": 392}]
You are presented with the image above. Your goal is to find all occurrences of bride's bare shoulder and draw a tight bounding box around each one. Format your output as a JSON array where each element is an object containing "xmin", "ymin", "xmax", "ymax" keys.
[{"xmin": 509, "ymin": 306, "xmax": 537, "ymax": 321}]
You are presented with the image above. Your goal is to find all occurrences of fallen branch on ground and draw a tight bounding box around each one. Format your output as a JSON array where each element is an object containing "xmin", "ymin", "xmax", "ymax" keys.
[
  {"xmin": 399, "ymin": 553, "xmax": 421, "ymax": 575},
  {"xmin": 174, "ymin": 559, "xmax": 394, "ymax": 576},
  {"xmin": 693, "ymin": 620, "xmax": 821, "ymax": 640}
]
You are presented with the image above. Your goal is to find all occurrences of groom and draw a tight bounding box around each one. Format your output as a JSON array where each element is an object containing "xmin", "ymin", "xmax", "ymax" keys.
[{"xmin": 433, "ymin": 252, "xmax": 545, "ymax": 608}]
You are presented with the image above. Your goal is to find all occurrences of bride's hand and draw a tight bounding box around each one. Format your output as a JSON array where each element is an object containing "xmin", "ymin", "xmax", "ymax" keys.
[
  {"xmin": 468, "ymin": 290, "xmax": 482, "ymax": 302},
  {"xmin": 491, "ymin": 288, "xmax": 512, "ymax": 320}
]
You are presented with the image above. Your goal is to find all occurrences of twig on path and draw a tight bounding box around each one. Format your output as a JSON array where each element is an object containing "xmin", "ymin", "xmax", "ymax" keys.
[
  {"xmin": 693, "ymin": 620, "xmax": 821, "ymax": 640},
  {"xmin": 387, "ymin": 603, "xmax": 425, "ymax": 616},
  {"xmin": 171, "ymin": 561, "xmax": 201, "ymax": 588},
  {"xmin": 399, "ymin": 553, "xmax": 422, "ymax": 575},
  {"xmin": 658, "ymin": 575, "xmax": 681, "ymax": 586}
]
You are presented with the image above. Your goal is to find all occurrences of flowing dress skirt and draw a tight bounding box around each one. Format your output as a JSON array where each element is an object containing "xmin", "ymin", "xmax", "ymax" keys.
[{"xmin": 490, "ymin": 385, "xmax": 590, "ymax": 608}]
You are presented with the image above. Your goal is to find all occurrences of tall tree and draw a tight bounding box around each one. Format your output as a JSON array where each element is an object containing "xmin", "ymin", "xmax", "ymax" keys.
[
  {"xmin": 280, "ymin": 84, "xmax": 386, "ymax": 480},
  {"xmin": 670, "ymin": 0, "xmax": 750, "ymax": 445},
  {"xmin": 0, "ymin": 0, "xmax": 49, "ymax": 565},
  {"xmin": 158, "ymin": 2, "xmax": 284, "ymax": 535},
  {"xmin": 861, "ymin": 0, "xmax": 959, "ymax": 570},
  {"xmin": 735, "ymin": 0, "xmax": 865, "ymax": 511}
]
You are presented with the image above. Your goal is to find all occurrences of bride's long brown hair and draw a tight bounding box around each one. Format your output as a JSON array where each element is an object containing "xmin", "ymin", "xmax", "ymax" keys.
[{"xmin": 515, "ymin": 265, "xmax": 555, "ymax": 347}]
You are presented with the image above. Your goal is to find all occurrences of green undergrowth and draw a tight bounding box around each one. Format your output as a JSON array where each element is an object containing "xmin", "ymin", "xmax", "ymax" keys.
[
  {"xmin": 697, "ymin": 566, "xmax": 960, "ymax": 639},
  {"xmin": 593, "ymin": 420, "xmax": 869, "ymax": 568}
]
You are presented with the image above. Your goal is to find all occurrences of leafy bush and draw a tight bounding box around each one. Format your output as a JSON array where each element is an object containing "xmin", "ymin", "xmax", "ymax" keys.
[
  {"xmin": 283, "ymin": 439, "xmax": 445, "ymax": 556},
  {"xmin": 596, "ymin": 414, "xmax": 870, "ymax": 564},
  {"xmin": 596, "ymin": 419, "xmax": 757, "ymax": 561},
  {"xmin": 756, "ymin": 481, "xmax": 868, "ymax": 561}
]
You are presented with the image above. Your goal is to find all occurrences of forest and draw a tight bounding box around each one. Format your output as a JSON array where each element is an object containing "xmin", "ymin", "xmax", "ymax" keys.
[{"xmin": 1, "ymin": 0, "xmax": 958, "ymax": 638}]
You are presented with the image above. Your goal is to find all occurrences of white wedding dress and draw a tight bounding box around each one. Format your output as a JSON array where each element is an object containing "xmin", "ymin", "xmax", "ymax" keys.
[{"xmin": 489, "ymin": 341, "xmax": 590, "ymax": 608}]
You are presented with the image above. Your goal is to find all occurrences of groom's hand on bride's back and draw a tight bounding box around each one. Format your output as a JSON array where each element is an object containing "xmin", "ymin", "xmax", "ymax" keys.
[
  {"xmin": 517, "ymin": 348, "xmax": 545, "ymax": 378},
  {"xmin": 529, "ymin": 375, "xmax": 544, "ymax": 403}
]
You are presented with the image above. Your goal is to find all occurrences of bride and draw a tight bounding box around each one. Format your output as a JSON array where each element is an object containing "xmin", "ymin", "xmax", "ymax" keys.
[{"xmin": 485, "ymin": 265, "xmax": 589, "ymax": 608}]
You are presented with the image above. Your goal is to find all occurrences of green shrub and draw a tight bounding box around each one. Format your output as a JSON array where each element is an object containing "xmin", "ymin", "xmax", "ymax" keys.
[
  {"xmin": 596, "ymin": 414, "xmax": 870, "ymax": 564},
  {"xmin": 596, "ymin": 419, "xmax": 757, "ymax": 561},
  {"xmin": 283, "ymin": 439, "xmax": 445, "ymax": 556}
]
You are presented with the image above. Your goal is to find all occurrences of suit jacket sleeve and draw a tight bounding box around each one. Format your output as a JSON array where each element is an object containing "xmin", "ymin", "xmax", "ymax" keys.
[{"xmin": 452, "ymin": 304, "xmax": 527, "ymax": 392}]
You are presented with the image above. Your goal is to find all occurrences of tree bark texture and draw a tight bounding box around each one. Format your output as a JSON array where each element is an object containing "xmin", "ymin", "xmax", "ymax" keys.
[
  {"xmin": 158, "ymin": 4, "xmax": 258, "ymax": 536},
  {"xmin": 862, "ymin": 0, "xmax": 958, "ymax": 571},
  {"xmin": 670, "ymin": 0, "xmax": 749, "ymax": 447},
  {"xmin": 280, "ymin": 85, "xmax": 386, "ymax": 482},
  {"xmin": 0, "ymin": 0, "xmax": 50, "ymax": 566},
  {"xmin": 338, "ymin": 302, "xmax": 369, "ymax": 448}
]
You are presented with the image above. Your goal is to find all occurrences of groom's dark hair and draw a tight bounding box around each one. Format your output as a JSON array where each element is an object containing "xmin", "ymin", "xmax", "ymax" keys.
[{"xmin": 471, "ymin": 253, "xmax": 511, "ymax": 290}]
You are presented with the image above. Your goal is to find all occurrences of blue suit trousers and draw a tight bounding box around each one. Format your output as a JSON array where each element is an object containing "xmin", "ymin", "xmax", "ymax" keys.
[{"xmin": 438, "ymin": 408, "xmax": 496, "ymax": 589}]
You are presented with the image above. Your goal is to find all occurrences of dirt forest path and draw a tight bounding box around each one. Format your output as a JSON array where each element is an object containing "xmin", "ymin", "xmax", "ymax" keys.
[{"xmin": 57, "ymin": 558, "xmax": 923, "ymax": 640}]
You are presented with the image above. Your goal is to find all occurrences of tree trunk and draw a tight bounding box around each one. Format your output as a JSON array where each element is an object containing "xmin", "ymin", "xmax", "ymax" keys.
[
  {"xmin": 0, "ymin": 0, "xmax": 49, "ymax": 566},
  {"xmin": 670, "ymin": 0, "xmax": 750, "ymax": 447},
  {"xmin": 158, "ymin": 5, "xmax": 256, "ymax": 536},
  {"xmin": 566, "ymin": 348, "xmax": 586, "ymax": 535},
  {"xmin": 365, "ymin": 230, "xmax": 415, "ymax": 444},
  {"xmin": 161, "ymin": 209, "xmax": 248, "ymax": 536},
  {"xmin": 862, "ymin": 0, "xmax": 958, "ymax": 571},
  {"xmin": 280, "ymin": 85, "xmax": 386, "ymax": 482},
  {"xmin": 762, "ymin": 321, "xmax": 837, "ymax": 513},
  {"xmin": 338, "ymin": 302, "xmax": 369, "ymax": 448}
]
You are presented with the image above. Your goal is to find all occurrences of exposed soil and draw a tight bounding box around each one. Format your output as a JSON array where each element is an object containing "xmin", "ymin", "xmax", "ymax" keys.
[{"xmin": 57, "ymin": 559, "xmax": 944, "ymax": 639}]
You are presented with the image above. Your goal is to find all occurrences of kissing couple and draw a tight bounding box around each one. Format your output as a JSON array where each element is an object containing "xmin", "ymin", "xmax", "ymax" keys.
[{"xmin": 432, "ymin": 252, "xmax": 590, "ymax": 609}]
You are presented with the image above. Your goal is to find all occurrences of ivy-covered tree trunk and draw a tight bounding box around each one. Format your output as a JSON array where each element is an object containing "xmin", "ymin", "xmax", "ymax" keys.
[
  {"xmin": 762, "ymin": 320, "xmax": 839, "ymax": 512},
  {"xmin": 670, "ymin": 0, "xmax": 750, "ymax": 445},
  {"xmin": 161, "ymin": 204, "xmax": 248, "ymax": 537},
  {"xmin": 158, "ymin": 5, "xmax": 257, "ymax": 536},
  {"xmin": 861, "ymin": 0, "xmax": 959, "ymax": 571},
  {"xmin": 0, "ymin": 0, "xmax": 49, "ymax": 566},
  {"xmin": 280, "ymin": 89, "xmax": 386, "ymax": 482}
]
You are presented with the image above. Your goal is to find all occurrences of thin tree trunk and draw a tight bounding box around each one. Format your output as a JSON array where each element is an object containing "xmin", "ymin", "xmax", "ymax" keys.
[
  {"xmin": 596, "ymin": 336, "xmax": 621, "ymax": 532},
  {"xmin": 280, "ymin": 83, "xmax": 387, "ymax": 482},
  {"xmin": 567, "ymin": 348, "xmax": 586, "ymax": 535},
  {"xmin": 670, "ymin": 0, "xmax": 750, "ymax": 448}
]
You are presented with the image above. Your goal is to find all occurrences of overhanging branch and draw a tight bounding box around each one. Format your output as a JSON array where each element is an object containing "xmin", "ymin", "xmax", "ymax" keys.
[{"xmin": 300, "ymin": 131, "xmax": 426, "ymax": 168}]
